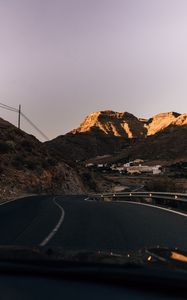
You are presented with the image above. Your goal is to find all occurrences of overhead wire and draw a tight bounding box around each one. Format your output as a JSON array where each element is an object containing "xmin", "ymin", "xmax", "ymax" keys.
[
  {"xmin": 0, "ymin": 102, "xmax": 18, "ymax": 112},
  {"xmin": 0, "ymin": 106, "xmax": 18, "ymax": 113},
  {"xmin": 0, "ymin": 101, "xmax": 49, "ymax": 141},
  {"xmin": 21, "ymin": 112, "xmax": 49, "ymax": 141}
]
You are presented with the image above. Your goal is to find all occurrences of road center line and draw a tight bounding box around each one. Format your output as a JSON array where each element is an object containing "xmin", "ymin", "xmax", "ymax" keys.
[
  {"xmin": 115, "ymin": 200, "xmax": 187, "ymax": 217},
  {"xmin": 40, "ymin": 197, "xmax": 65, "ymax": 247}
]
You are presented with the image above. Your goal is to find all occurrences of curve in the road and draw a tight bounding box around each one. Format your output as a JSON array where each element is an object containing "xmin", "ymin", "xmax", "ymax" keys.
[
  {"xmin": 40, "ymin": 197, "xmax": 65, "ymax": 246},
  {"xmin": 49, "ymin": 197, "xmax": 187, "ymax": 252},
  {"xmin": 0, "ymin": 196, "xmax": 187, "ymax": 254},
  {"xmin": 115, "ymin": 200, "xmax": 187, "ymax": 217}
]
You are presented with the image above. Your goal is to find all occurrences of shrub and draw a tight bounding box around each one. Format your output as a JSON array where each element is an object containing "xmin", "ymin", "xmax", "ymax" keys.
[
  {"xmin": 146, "ymin": 177, "xmax": 184, "ymax": 193},
  {"xmin": 0, "ymin": 141, "xmax": 15, "ymax": 153},
  {"xmin": 20, "ymin": 140, "xmax": 33, "ymax": 152},
  {"xmin": 12, "ymin": 155, "xmax": 25, "ymax": 169},
  {"xmin": 6, "ymin": 140, "xmax": 16, "ymax": 151}
]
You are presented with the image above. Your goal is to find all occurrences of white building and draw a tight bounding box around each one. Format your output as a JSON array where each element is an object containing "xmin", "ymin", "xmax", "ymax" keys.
[
  {"xmin": 85, "ymin": 163, "xmax": 94, "ymax": 168},
  {"xmin": 127, "ymin": 165, "xmax": 162, "ymax": 175},
  {"xmin": 97, "ymin": 164, "xmax": 104, "ymax": 168}
]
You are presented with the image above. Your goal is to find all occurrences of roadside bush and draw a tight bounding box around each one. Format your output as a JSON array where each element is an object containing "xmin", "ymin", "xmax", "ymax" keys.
[
  {"xmin": 0, "ymin": 141, "xmax": 15, "ymax": 153},
  {"xmin": 25, "ymin": 159, "xmax": 39, "ymax": 170},
  {"xmin": 5, "ymin": 140, "xmax": 16, "ymax": 151},
  {"xmin": 12, "ymin": 155, "xmax": 25, "ymax": 170},
  {"xmin": 0, "ymin": 142, "xmax": 9, "ymax": 153},
  {"xmin": 145, "ymin": 177, "xmax": 184, "ymax": 193},
  {"xmin": 20, "ymin": 140, "xmax": 33, "ymax": 152},
  {"xmin": 41, "ymin": 158, "xmax": 57, "ymax": 168},
  {"xmin": 81, "ymin": 172, "xmax": 97, "ymax": 191}
]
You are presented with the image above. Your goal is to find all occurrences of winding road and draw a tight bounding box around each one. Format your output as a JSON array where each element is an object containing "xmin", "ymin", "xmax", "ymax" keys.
[{"xmin": 0, "ymin": 195, "xmax": 187, "ymax": 252}]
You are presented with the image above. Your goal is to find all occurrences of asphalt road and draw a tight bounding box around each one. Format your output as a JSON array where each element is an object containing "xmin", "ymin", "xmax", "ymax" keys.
[{"xmin": 0, "ymin": 195, "xmax": 187, "ymax": 252}]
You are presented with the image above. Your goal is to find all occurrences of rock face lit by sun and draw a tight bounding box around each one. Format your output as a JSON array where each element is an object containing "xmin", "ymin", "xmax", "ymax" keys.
[{"xmin": 71, "ymin": 110, "xmax": 187, "ymax": 138}]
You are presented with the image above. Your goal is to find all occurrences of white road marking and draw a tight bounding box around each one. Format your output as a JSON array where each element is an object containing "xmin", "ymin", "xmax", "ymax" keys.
[
  {"xmin": 0, "ymin": 198, "xmax": 19, "ymax": 206},
  {"xmin": 115, "ymin": 200, "xmax": 187, "ymax": 218},
  {"xmin": 0, "ymin": 194, "xmax": 36, "ymax": 206},
  {"xmin": 40, "ymin": 197, "xmax": 65, "ymax": 247},
  {"xmin": 84, "ymin": 197, "xmax": 97, "ymax": 202}
]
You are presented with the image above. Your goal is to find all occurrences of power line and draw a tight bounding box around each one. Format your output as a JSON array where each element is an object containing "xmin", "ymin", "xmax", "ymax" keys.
[
  {"xmin": 0, "ymin": 101, "xmax": 49, "ymax": 141},
  {"xmin": 0, "ymin": 105, "xmax": 18, "ymax": 113},
  {"xmin": 0, "ymin": 102, "xmax": 18, "ymax": 110},
  {"xmin": 21, "ymin": 112, "xmax": 49, "ymax": 141},
  {"xmin": 0, "ymin": 103, "xmax": 18, "ymax": 112}
]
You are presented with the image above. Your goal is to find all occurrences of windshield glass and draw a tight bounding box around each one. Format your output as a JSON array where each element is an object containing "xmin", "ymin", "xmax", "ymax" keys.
[{"xmin": 0, "ymin": 0, "xmax": 187, "ymax": 277}]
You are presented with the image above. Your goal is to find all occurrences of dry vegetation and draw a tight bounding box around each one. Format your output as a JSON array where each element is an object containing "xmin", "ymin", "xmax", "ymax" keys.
[
  {"xmin": 1, "ymin": 110, "xmax": 187, "ymax": 200},
  {"xmin": 0, "ymin": 118, "xmax": 85, "ymax": 200}
]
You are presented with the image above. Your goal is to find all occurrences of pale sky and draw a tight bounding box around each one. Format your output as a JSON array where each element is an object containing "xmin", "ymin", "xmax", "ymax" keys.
[{"xmin": 0, "ymin": 0, "xmax": 187, "ymax": 140}]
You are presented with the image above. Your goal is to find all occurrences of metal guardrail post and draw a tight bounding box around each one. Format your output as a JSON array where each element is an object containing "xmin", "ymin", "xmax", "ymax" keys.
[{"xmin": 88, "ymin": 191, "xmax": 187, "ymax": 212}]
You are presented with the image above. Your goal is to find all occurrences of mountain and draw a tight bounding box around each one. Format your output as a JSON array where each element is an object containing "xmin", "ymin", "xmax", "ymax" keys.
[
  {"xmin": 46, "ymin": 110, "xmax": 146, "ymax": 162},
  {"xmin": 144, "ymin": 112, "xmax": 181, "ymax": 135},
  {"xmin": 46, "ymin": 131, "xmax": 129, "ymax": 162},
  {"xmin": 46, "ymin": 110, "xmax": 187, "ymax": 162},
  {"xmin": 1, "ymin": 111, "xmax": 186, "ymax": 197},
  {"xmin": 72, "ymin": 110, "xmax": 183, "ymax": 137},
  {"xmin": 0, "ymin": 117, "xmax": 85, "ymax": 199},
  {"xmin": 72, "ymin": 110, "xmax": 146, "ymax": 138},
  {"xmin": 113, "ymin": 120, "xmax": 187, "ymax": 162}
]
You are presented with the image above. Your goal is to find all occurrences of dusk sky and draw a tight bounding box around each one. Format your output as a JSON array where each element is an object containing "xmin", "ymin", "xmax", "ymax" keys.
[{"xmin": 0, "ymin": 0, "xmax": 187, "ymax": 140}]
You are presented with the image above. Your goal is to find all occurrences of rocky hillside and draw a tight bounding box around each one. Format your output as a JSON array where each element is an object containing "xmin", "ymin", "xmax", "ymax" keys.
[
  {"xmin": 72, "ymin": 111, "xmax": 146, "ymax": 138},
  {"xmin": 1, "ymin": 111, "xmax": 186, "ymax": 198},
  {"xmin": 72, "ymin": 110, "xmax": 185, "ymax": 137},
  {"xmin": 144, "ymin": 112, "xmax": 183, "ymax": 135},
  {"xmin": 46, "ymin": 110, "xmax": 187, "ymax": 162},
  {"xmin": 46, "ymin": 131, "xmax": 129, "ymax": 162},
  {"xmin": 0, "ymin": 117, "xmax": 85, "ymax": 199},
  {"xmin": 113, "ymin": 123, "xmax": 187, "ymax": 162}
]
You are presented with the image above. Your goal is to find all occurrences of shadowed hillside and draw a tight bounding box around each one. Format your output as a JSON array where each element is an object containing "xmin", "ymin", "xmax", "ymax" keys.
[
  {"xmin": 0, "ymin": 117, "xmax": 85, "ymax": 199},
  {"xmin": 45, "ymin": 111, "xmax": 187, "ymax": 162}
]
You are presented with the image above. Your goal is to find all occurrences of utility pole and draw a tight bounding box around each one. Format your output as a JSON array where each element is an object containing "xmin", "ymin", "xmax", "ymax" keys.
[{"xmin": 18, "ymin": 104, "xmax": 21, "ymax": 129}]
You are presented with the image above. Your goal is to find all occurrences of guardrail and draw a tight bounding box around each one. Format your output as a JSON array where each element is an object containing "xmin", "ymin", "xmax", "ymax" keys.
[{"xmin": 88, "ymin": 192, "xmax": 187, "ymax": 212}]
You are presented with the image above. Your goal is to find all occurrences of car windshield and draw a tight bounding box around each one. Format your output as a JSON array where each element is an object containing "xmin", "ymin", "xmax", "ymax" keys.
[{"xmin": 0, "ymin": 0, "xmax": 187, "ymax": 279}]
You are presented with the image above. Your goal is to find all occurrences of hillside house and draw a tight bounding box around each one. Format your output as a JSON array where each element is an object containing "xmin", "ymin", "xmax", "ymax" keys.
[
  {"xmin": 127, "ymin": 165, "xmax": 162, "ymax": 175},
  {"xmin": 85, "ymin": 163, "xmax": 94, "ymax": 168}
]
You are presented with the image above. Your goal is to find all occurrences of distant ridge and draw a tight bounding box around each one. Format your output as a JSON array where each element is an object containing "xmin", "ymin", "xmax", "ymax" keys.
[
  {"xmin": 71, "ymin": 111, "xmax": 146, "ymax": 138},
  {"xmin": 46, "ymin": 110, "xmax": 187, "ymax": 162},
  {"xmin": 71, "ymin": 110, "xmax": 185, "ymax": 138}
]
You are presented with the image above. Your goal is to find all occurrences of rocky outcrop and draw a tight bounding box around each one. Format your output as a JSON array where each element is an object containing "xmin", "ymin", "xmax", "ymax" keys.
[
  {"xmin": 144, "ymin": 112, "xmax": 181, "ymax": 135},
  {"xmin": 72, "ymin": 110, "xmax": 146, "ymax": 138},
  {"xmin": 0, "ymin": 117, "xmax": 85, "ymax": 199},
  {"xmin": 72, "ymin": 110, "xmax": 186, "ymax": 137},
  {"xmin": 46, "ymin": 110, "xmax": 187, "ymax": 162}
]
